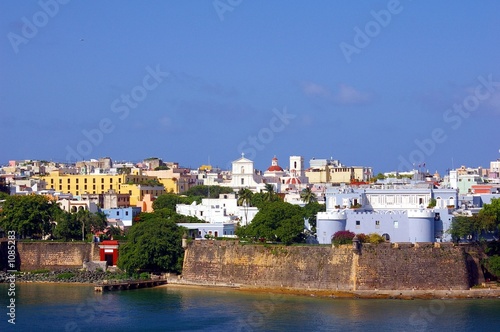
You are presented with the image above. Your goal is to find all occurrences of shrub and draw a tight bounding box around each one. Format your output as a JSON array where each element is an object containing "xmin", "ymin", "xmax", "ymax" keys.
[
  {"xmin": 485, "ymin": 255, "xmax": 500, "ymax": 278},
  {"xmin": 30, "ymin": 269, "xmax": 50, "ymax": 274},
  {"xmin": 139, "ymin": 272, "xmax": 150, "ymax": 280},
  {"xmin": 427, "ymin": 198, "xmax": 436, "ymax": 208},
  {"xmin": 332, "ymin": 230, "xmax": 355, "ymax": 246},
  {"xmin": 356, "ymin": 233, "xmax": 369, "ymax": 243},
  {"xmin": 57, "ymin": 272, "xmax": 75, "ymax": 280},
  {"xmin": 368, "ymin": 233, "xmax": 385, "ymax": 244}
]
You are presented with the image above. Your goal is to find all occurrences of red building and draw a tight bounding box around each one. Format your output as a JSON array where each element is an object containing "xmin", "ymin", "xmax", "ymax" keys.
[{"xmin": 99, "ymin": 240, "xmax": 119, "ymax": 266}]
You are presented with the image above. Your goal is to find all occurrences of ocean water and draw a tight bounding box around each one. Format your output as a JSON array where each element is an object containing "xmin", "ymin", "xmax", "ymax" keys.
[{"xmin": 1, "ymin": 283, "xmax": 499, "ymax": 331}]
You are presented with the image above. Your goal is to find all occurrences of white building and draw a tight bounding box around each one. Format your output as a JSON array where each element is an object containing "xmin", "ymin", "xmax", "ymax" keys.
[
  {"xmin": 176, "ymin": 194, "xmax": 258, "ymax": 226},
  {"xmin": 226, "ymin": 154, "xmax": 265, "ymax": 192},
  {"xmin": 316, "ymin": 183, "xmax": 458, "ymax": 244}
]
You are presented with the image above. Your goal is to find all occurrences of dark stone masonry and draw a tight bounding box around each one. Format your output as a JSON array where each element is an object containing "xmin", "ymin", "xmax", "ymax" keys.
[{"xmin": 182, "ymin": 241, "xmax": 473, "ymax": 291}]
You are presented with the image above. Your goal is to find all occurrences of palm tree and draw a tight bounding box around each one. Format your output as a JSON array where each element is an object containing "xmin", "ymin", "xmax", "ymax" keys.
[
  {"xmin": 237, "ymin": 188, "xmax": 253, "ymax": 225},
  {"xmin": 300, "ymin": 187, "xmax": 317, "ymax": 204},
  {"xmin": 263, "ymin": 183, "xmax": 276, "ymax": 202}
]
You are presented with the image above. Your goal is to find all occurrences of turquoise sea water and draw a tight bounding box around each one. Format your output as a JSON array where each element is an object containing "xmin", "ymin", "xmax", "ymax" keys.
[{"xmin": 1, "ymin": 283, "xmax": 499, "ymax": 331}]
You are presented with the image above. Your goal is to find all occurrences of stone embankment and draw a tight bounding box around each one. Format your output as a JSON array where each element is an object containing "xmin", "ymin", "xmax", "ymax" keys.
[{"xmin": 0, "ymin": 269, "xmax": 125, "ymax": 284}]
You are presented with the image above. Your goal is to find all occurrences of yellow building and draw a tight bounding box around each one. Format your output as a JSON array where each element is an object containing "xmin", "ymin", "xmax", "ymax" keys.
[
  {"xmin": 120, "ymin": 184, "xmax": 165, "ymax": 206},
  {"xmin": 144, "ymin": 169, "xmax": 197, "ymax": 194},
  {"xmin": 44, "ymin": 170, "xmax": 165, "ymax": 205}
]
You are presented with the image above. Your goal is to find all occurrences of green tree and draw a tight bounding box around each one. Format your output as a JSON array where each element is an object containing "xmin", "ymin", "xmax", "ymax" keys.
[
  {"xmin": 237, "ymin": 188, "xmax": 254, "ymax": 224},
  {"xmin": 52, "ymin": 210, "xmax": 107, "ymax": 241},
  {"xmin": 484, "ymin": 255, "xmax": 500, "ymax": 278},
  {"xmin": 0, "ymin": 178, "xmax": 9, "ymax": 198},
  {"xmin": 480, "ymin": 198, "xmax": 500, "ymax": 227},
  {"xmin": 302, "ymin": 201, "xmax": 326, "ymax": 232},
  {"xmin": 263, "ymin": 183, "xmax": 277, "ymax": 202},
  {"xmin": 448, "ymin": 214, "xmax": 496, "ymax": 242},
  {"xmin": 300, "ymin": 187, "xmax": 317, "ymax": 204},
  {"xmin": 135, "ymin": 208, "xmax": 203, "ymax": 224},
  {"xmin": 237, "ymin": 201, "xmax": 305, "ymax": 245},
  {"xmin": 53, "ymin": 212, "xmax": 81, "ymax": 241},
  {"xmin": 152, "ymin": 193, "xmax": 193, "ymax": 212},
  {"xmin": 118, "ymin": 218, "xmax": 185, "ymax": 274},
  {"xmin": 185, "ymin": 185, "xmax": 234, "ymax": 198},
  {"xmin": 0, "ymin": 195, "xmax": 59, "ymax": 238}
]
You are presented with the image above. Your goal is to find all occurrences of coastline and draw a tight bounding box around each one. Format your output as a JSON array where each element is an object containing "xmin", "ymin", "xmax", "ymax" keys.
[
  {"xmin": 5, "ymin": 273, "xmax": 500, "ymax": 300},
  {"xmin": 163, "ymin": 278, "xmax": 500, "ymax": 300}
]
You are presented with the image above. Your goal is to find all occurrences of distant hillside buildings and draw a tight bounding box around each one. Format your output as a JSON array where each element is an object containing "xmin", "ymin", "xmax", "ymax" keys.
[{"xmin": 2, "ymin": 154, "xmax": 500, "ymax": 243}]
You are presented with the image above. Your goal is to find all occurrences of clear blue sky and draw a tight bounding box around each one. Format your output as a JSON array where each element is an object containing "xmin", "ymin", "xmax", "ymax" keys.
[{"xmin": 1, "ymin": 1, "xmax": 500, "ymax": 174}]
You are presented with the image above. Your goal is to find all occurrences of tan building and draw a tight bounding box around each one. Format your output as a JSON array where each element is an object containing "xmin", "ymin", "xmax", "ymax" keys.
[{"xmin": 306, "ymin": 158, "xmax": 372, "ymax": 185}]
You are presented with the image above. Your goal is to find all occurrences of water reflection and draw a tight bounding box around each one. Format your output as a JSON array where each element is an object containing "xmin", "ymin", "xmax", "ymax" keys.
[{"xmin": 1, "ymin": 284, "xmax": 499, "ymax": 331}]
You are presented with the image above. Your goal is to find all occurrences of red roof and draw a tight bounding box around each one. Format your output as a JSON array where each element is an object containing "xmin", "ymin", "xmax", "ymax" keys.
[
  {"xmin": 286, "ymin": 177, "xmax": 301, "ymax": 184},
  {"xmin": 101, "ymin": 240, "xmax": 119, "ymax": 245},
  {"xmin": 267, "ymin": 165, "xmax": 284, "ymax": 172}
]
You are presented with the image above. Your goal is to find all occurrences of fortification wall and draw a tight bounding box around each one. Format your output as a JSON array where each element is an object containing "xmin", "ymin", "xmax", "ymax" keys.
[
  {"xmin": 10, "ymin": 242, "xmax": 100, "ymax": 271},
  {"xmin": 182, "ymin": 241, "xmax": 471, "ymax": 291}
]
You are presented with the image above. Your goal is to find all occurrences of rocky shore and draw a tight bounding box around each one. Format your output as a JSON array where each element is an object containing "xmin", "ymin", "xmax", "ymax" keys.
[{"xmin": 0, "ymin": 269, "xmax": 130, "ymax": 284}]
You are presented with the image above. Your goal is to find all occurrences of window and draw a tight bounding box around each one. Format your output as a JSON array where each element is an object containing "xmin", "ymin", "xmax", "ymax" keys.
[
  {"xmin": 375, "ymin": 220, "xmax": 380, "ymax": 228},
  {"xmin": 241, "ymin": 178, "xmax": 244, "ymax": 185},
  {"xmin": 84, "ymin": 179, "xmax": 87, "ymax": 184},
  {"xmin": 93, "ymin": 178, "xmax": 96, "ymax": 183},
  {"xmin": 125, "ymin": 211, "xmax": 129, "ymax": 216},
  {"xmin": 356, "ymin": 220, "xmax": 360, "ymax": 229},
  {"xmin": 67, "ymin": 178, "xmax": 70, "ymax": 184},
  {"xmin": 76, "ymin": 179, "xmax": 79, "ymax": 183},
  {"xmin": 116, "ymin": 211, "xmax": 119, "ymax": 216},
  {"xmin": 393, "ymin": 221, "xmax": 399, "ymax": 228},
  {"xmin": 101, "ymin": 178, "xmax": 104, "ymax": 183}
]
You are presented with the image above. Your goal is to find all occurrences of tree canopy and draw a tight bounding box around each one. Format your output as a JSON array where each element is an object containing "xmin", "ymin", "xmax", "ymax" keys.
[
  {"xmin": 0, "ymin": 194, "xmax": 107, "ymax": 241},
  {"xmin": 302, "ymin": 201, "xmax": 326, "ymax": 231},
  {"xmin": 53, "ymin": 209, "xmax": 107, "ymax": 241},
  {"xmin": 236, "ymin": 201, "xmax": 305, "ymax": 245},
  {"xmin": 184, "ymin": 185, "xmax": 234, "ymax": 198},
  {"xmin": 448, "ymin": 214, "xmax": 497, "ymax": 242},
  {"xmin": 134, "ymin": 208, "xmax": 202, "ymax": 224},
  {"xmin": 152, "ymin": 193, "xmax": 194, "ymax": 211},
  {"xmin": 481, "ymin": 198, "xmax": 500, "ymax": 226},
  {"xmin": 0, "ymin": 195, "xmax": 57, "ymax": 238},
  {"xmin": 117, "ymin": 218, "xmax": 185, "ymax": 274},
  {"xmin": 300, "ymin": 187, "xmax": 317, "ymax": 204}
]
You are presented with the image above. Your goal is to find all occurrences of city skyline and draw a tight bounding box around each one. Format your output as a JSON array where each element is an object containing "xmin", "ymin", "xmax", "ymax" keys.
[{"xmin": 2, "ymin": 1, "xmax": 500, "ymax": 174}]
